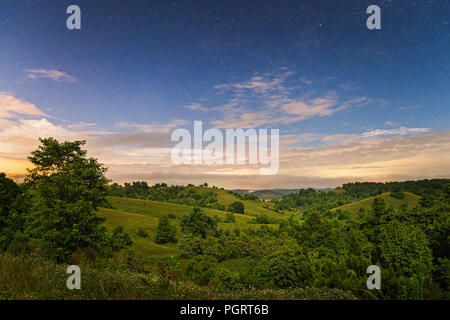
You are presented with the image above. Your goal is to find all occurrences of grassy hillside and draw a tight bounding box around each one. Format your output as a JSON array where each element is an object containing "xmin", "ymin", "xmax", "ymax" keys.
[
  {"xmin": 148, "ymin": 185, "xmax": 292, "ymax": 217},
  {"xmin": 330, "ymin": 192, "xmax": 421, "ymax": 217},
  {"xmin": 99, "ymin": 196, "xmax": 277, "ymax": 260},
  {"xmin": 97, "ymin": 207, "xmax": 178, "ymax": 257},
  {"xmin": 106, "ymin": 196, "xmax": 253, "ymax": 222},
  {"xmin": 183, "ymin": 185, "xmax": 285, "ymax": 216}
]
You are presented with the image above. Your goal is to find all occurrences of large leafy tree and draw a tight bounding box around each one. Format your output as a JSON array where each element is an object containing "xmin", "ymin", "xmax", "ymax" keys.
[
  {"xmin": 0, "ymin": 173, "xmax": 20, "ymax": 249},
  {"xmin": 24, "ymin": 138, "xmax": 110, "ymax": 261}
]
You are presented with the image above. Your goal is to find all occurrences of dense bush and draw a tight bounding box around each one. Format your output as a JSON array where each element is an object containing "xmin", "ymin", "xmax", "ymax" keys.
[
  {"xmin": 136, "ymin": 227, "xmax": 149, "ymax": 238},
  {"xmin": 155, "ymin": 216, "xmax": 177, "ymax": 244},
  {"xmin": 228, "ymin": 201, "xmax": 245, "ymax": 214},
  {"xmin": 180, "ymin": 208, "xmax": 218, "ymax": 238}
]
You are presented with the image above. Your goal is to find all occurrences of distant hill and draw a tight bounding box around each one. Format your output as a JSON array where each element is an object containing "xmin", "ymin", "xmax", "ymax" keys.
[
  {"xmin": 330, "ymin": 192, "xmax": 421, "ymax": 218},
  {"xmin": 271, "ymin": 179, "xmax": 448, "ymax": 212},
  {"xmin": 232, "ymin": 189, "xmax": 300, "ymax": 200},
  {"xmin": 341, "ymin": 179, "xmax": 449, "ymax": 199}
]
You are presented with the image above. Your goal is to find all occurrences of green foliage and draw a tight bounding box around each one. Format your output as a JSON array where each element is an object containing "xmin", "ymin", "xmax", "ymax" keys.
[
  {"xmin": 342, "ymin": 179, "xmax": 449, "ymax": 198},
  {"xmin": 252, "ymin": 243, "xmax": 314, "ymax": 288},
  {"xmin": 146, "ymin": 185, "xmax": 221, "ymax": 209},
  {"xmin": 109, "ymin": 226, "xmax": 133, "ymax": 251},
  {"xmin": 0, "ymin": 173, "xmax": 20, "ymax": 250},
  {"xmin": 109, "ymin": 181, "xmax": 150, "ymax": 199},
  {"xmin": 272, "ymin": 188, "xmax": 354, "ymax": 211},
  {"xmin": 0, "ymin": 251, "xmax": 356, "ymax": 300},
  {"xmin": 154, "ymin": 216, "xmax": 177, "ymax": 244},
  {"xmin": 23, "ymin": 138, "xmax": 115, "ymax": 261},
  {"xmin": 331, "ymin": 192, "xmax": 420, "ymax": 218},
  {"xmin": 371, "ymin": 197, "xmax": 386, "ymax": 216},
  {"xmin": 180, "ymin": 207, "xmax": 218, "ymax": 238},
  {"xmin": 273, "ymin": 179, "xmax": 449, "ymax": 212},
  {"xmin": 2, "ymin": 143, "xmax": 449, "ymax": 302},
  {"xmin": 379, "ymin": 221, "xmax": 433, "ymax": 278},
  {"xmin": 0, "ymin": 173, "xmax": 19, "ymax": 217},
  {"xmin": 390, "ymin": 191, "xmax": 405, "ymax": 199},
  {"xmin": 248, "ymin": 214, "xmax": 279, "ymax": 224},
  {"xmin": 212, "ymin": 269, "xmax": 243, "ymax": 291},
  {"xmin": 136, "ymin": 227, "xmax": 149, "ymax": 238},
  {"xmin": 228, "ymin": 201, "xmax": 245, "ymax": 214},
  {"xmin": 224, "ymin": 213, "xmax": 236, "ymax": 223}
]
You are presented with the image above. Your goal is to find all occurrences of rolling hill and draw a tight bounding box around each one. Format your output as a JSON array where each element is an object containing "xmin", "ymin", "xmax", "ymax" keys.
[
  {"xmin": 145, "ymin": 185, "xmax": 292, "ymax": 218},
  {"xmin": 98, "ymin": 196, "xmax": 277, "ymax": 260},
  {"xmin": 330, "ymin": 192, "xmax": 421, "ymax": 217},
  {"xmin": 232, "ymin": 189, "xmax": 300, "ymax": 200}
]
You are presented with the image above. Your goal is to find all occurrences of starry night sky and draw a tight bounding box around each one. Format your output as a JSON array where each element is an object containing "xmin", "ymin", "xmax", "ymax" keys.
[{"xmin": 0, "ymin": 0, "xmax": 449, "ymax": 188}]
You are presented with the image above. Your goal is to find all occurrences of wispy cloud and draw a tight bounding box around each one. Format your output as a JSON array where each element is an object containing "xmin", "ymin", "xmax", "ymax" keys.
[
  {"xmin": 116, "ymin": 119, "xmax": 189, "ymax": 134},
  {"xmin": 209, "ymin": 70, "xmax": 371, "ymax": 128},
  {"xmin": 362, "ymin": 127, "xmax": 432, "ymax": 137},
  {"xmin": 211, "ymin": 94, "xmax": 369, "ymax": 128},
  {"xmin": 183, "ymin": 103, "xmax": 208, "ymax": 112},
  {"xmin": 0, "ymin": 92, "xmax": 47, "ymax": 119},
  {"xmin": 214, "ymin": 70, "xmax": 293, "ymax": 94},
  {"xmin": 67, "ymin": 122, "xmax": 98, "ymax": 130},
  {"xmin": 321, "ymin": 133, "xmax": 360, "ymax": 145},
  {"xmin": 24, "ymin": 69, "xmax": 77, "ymax": 83}
]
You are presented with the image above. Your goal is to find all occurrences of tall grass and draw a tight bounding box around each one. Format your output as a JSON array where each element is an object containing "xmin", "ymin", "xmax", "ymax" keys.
[{"xmin": 0, "ymin": 252, "xmax": 356, "ymax": 300}]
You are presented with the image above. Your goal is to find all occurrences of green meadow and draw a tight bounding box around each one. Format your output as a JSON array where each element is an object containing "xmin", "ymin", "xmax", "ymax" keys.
[{"xmin": 331, "ymin": 192, "xmax": 421, "ymax": 218}]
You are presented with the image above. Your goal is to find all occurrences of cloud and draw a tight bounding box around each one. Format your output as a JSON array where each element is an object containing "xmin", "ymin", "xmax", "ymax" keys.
[
  {"xmin": 24, "ymin": 69, "xmax": 77, "ymax": 83},
  {"xmin": 214, "ymin": 70, "xmax": 293, "ymax": 94},
  {"xmin": 1, "ymin": 91, "xmax": 447, "ymax": 190},
  {"xmin": 321, "ymin": 134, "xmax": 360, "ymax": 145},
  {"xmin": 67, "ymin": 122, "xmax": 98, "ymax": 130},
  {"xmin": 103, "ymin": 130, "xmax": 450, "ymax": 188},
  {"xmin": 116, "ymin": 119, "xmax": 189, "ymax": 134},
  {"xmin": 299, "ymin": 77, "xmax": 313, "ymax": 85},
  {"xmin": 209, "ymin": 70, "xmax": 371, "ymax": 128},
  {"xmin": 66, "ymin": 122, "xmax": 114, "ymax": 135},
  {"xmin": 281, "ymin": 133, "xmax": 322, "ymax": 146},
  {"xmin": 184, "ymin": 103, "xmax": 208, "ymax": 112},
  {"xmin": 0, "ymin": 118, "xmax": 84, "ymax": 158},
  {"xmin": 210, "ymin": 95, "xmax": 369, "ymax": 128},
  {"xmin": 86, "ymin": 128, "xmax": 450, "ymax": 189},
  {"xmin": 362, "ymin": 127, "xmax": 432, "ymax": 137},
  {"xmin": 1, "ymin": 115, "xmax": 448, "ymax": 189},
  {"xmin": 0, "ymin": 93, "xmax": 47, "ymax": 119}
]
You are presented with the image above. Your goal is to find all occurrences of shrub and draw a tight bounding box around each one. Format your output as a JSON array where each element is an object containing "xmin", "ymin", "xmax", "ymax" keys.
[
  {"xmin": 155, "ymin": 216, "xmax": 177, "ymax": 244},
  {"xmin": 110, "ymin": 226, "xmax": 133, "ymax": 251},
  {"xmin": 212, "ymin": 269, "xmax": 243, "ymax": 291},
  {"xmin": 180, "ymin": 208, "xmax": 217, "ymax": 238},
  {"xmin": 252, "ymin": 243, "xmax": 314, "ymax": 289},
  {"xmin": 136, "ymin": 227, "xmax": 149, "ymax": 238},
  {"xmin": 228, "ymin": 201, "xmax": 245, "ymax": 214}
]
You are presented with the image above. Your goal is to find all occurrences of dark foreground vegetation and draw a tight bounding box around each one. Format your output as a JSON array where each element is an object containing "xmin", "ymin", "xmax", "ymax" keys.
[{"xmin": 0, "ymin": 138, "xmax": 448, "ymax": 300}]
